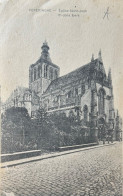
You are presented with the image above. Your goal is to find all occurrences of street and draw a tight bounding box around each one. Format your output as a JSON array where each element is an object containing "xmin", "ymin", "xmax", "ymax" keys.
[{"xmin": 1, "ymin": 143, "xmax": 122, "ymax": 196}]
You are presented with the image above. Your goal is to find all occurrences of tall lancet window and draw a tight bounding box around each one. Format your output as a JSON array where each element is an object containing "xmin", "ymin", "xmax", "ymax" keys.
[
  {"xmin": 44, "ymin": 64, "xmax": 48, "ymax": 78},
  {"xmin": 46, "ymin": 65, "xmax": 48, "ymax": 78},
  {"xmin": 38, "ymin": 65, "xmax": 42, "ymax": 78},
  {"xmin": 83, "ymin": 105, "xmax": 88, "ymax": 123},
  {"xmin": 34, "ymin": 68, "xmax": 37, "ymax": 80},
  {"xmin": 98, "ymin": 88, "xmax": 105, "ymax": 115},
  {"xmin": 44, "ymin": 64, "xmax": 46, "ymax": 78},
  {"xmin": 55, "ymin": 70, "xmax": 58, "ymax": 79},
  {"xmin": 49, "ymin": 67, "xmax": 53, "ymax": 80},
  {"xmin": 31, "ymin": 70, "xmax": 33, "ymax": 82}
]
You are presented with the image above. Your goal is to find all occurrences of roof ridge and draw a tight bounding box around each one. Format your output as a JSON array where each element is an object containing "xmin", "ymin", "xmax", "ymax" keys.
[
  {"xmin": 51, "ymin": 58, "xmax": 98, "ymax": 82},
  {"xmin": 43, "ymin": 60, "xmax": 98, "ymax": 94}
]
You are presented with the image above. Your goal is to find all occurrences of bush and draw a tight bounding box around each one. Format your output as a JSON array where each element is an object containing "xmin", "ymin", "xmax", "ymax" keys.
[
  {"xmin": 1, "ymin": 107, "xmax": 90, "ymax": 153},
  {"xmin": 1, "ymin": 107, "xmax": 37, "ymax": 153}
]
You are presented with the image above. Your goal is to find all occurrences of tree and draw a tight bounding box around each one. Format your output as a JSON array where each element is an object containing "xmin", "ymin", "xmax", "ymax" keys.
[{"xmin": 1, "ymin": 107, "xmax": 33, "ymax": 153}]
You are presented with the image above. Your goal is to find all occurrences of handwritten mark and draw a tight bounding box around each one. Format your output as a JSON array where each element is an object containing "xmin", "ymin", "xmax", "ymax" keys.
[{"xmin": 103, "ymin": 7, "xmax": 110, "ymax": 20}]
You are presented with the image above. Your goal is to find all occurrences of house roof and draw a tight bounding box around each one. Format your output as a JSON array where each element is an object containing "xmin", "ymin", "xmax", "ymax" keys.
[{"xmin": 43, "ymin": 59, "xmax": 99, "ymax": 94}]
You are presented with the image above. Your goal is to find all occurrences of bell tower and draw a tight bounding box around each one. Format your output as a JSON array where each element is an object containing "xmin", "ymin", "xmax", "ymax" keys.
[
  {"xmin": 29, "ymin": 41, "xmax": 60, "ymax": 97},
  {"xmin": 41, "ymin": 40, "xmax": 52, "ymax": 62}
]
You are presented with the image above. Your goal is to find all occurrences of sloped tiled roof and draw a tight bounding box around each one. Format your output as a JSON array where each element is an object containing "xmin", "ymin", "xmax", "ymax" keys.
[{"xmin": 44, "ymin": 59, "xmax": 98, "ymax": 94}]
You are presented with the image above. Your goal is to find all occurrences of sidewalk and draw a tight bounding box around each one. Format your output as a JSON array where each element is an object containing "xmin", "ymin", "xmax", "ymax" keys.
[{"xmin": 1, "ymin": 142, "xmax": 116, "ymax": 168}]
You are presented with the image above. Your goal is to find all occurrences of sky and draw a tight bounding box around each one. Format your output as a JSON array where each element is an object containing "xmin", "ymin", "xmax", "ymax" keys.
[{"xmin": 0, "ymin": 0, "xmax": 123, "ymax": 117}]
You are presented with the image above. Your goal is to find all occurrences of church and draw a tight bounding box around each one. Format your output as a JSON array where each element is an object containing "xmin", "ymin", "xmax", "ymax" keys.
[
  {"xmin": 29, "ymin": 41, "xmax": 122, "ymax": 141},
  {"xmin": 2, "ymin": 41, "xmax": 122, "ymax": 141}
]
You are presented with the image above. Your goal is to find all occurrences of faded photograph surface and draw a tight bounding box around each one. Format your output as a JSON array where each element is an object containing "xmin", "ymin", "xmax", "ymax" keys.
[{"xmin": 0, "ymin": 0, "xmax": 123, "ymax": 196}]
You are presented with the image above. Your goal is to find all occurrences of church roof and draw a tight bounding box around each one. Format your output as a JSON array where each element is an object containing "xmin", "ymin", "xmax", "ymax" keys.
[{"xmin": 44, "ymin": 59, "xmax": 98, "ymax": 94}]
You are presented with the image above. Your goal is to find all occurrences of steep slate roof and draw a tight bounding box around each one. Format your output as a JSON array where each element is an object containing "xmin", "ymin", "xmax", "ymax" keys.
[{"xmin": 44, "ymin": 59, "xmax": 98, "ymax": 94}]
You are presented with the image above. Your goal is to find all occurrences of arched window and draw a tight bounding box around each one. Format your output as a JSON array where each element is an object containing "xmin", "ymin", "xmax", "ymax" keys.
[
  {"xmin": 34, "ymin": 68, "xmax": 36, "ymax": 80},
  {"xmin": 83, "ymin": 105, "xmax": 88, "ymax": 123},
  {"xmin": 38, "ymin": 65, "xmax": 42, "ymax": 78},
  {"xmin": 98, "ymin": 88, "xmax": 105, "ymax": 115}
]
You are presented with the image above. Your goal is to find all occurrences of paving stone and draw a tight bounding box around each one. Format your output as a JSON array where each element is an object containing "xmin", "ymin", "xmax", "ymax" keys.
[{"xmin": 1, "ymin": 143, "xmax": 122, "ymax": 196}]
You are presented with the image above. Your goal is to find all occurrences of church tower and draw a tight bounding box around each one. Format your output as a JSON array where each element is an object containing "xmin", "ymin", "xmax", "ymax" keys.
[
  {"xmin": 41, "ymin": 40, "xmax": 52, "ymax": 62},
  {"xmin": 29, "ymin": 41, "xmax": 60, "ymax": 97}
]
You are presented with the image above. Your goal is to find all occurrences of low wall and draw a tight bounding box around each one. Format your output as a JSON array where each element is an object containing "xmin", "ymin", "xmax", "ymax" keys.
[
  {"xmin": 1, "ymin": 150, "xmax": 41, "ymax": 162},
  {"xmin": 58, "ymin": 143, "xmax": 97, "ymax": 151}
]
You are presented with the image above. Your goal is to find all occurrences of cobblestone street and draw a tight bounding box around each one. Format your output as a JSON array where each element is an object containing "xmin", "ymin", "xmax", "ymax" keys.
[{"xmin": 1, "ymin": 143, "xmax": 122, "ymax": 196}]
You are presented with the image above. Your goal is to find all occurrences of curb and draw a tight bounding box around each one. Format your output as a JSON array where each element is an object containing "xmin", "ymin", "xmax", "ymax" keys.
[{"xmin": 1, "ymin": 142, "xmax": 116, "ymax": 168}]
